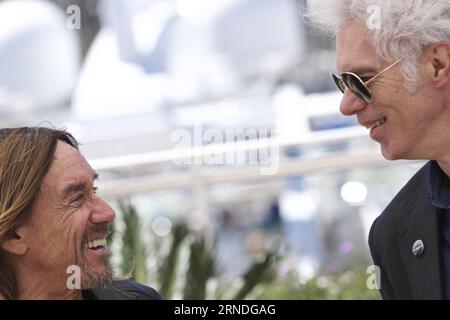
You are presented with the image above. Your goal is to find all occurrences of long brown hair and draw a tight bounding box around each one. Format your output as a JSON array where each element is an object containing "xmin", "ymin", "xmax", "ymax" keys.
[{"xmin": 0, "ymin": 127, "xmax": 78, "ymax": 299}]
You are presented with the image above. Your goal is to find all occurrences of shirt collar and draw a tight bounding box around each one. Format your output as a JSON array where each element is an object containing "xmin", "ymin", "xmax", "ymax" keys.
[{"xmin": 427, "ymin": 160, "xmax": 450, "ymax": 209}]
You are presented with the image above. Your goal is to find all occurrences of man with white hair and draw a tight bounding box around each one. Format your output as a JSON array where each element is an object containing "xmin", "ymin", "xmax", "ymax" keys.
[{"xmin": 305, "ymin": 1, "xmax": 450, "ymax": 299}]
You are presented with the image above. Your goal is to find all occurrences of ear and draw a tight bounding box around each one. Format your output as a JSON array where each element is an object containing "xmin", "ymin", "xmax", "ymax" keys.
[
  {"xmin": 425, "ymin": 41, "xmax": 450, "ymax": 88},
  {"xmin": 1, "ymin": 226, "xmax": 29, "ymax": 256}
]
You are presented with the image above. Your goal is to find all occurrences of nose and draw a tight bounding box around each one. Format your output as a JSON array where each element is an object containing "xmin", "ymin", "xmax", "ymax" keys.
[
  {"xmin": 89, "ymin": 197, "xmax": 116, "ymax": 225},
  {"xmin": 339, "ymin": 89, "xmax": 368, "ymax": 116}
]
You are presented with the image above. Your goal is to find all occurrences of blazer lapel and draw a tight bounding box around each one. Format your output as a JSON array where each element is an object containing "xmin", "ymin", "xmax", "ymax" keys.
[{"xmin": 398, "ymin": 179, "xmax": 444, "ymax": 299}]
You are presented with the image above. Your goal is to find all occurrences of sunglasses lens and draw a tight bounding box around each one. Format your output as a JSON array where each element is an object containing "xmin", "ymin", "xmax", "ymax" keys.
[
  {"xmin": 341, "ymin": 73, "xmax": 372, "ymax": 102},
  {"xmin": 331, "ymin": 73, "xmax": 345, "ymax": 94}
]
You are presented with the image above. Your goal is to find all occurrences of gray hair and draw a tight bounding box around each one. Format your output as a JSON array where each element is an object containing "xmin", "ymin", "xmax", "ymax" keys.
[{"xmin": 304, "ymin": 0, "xmax": 450, "ymax": 92}]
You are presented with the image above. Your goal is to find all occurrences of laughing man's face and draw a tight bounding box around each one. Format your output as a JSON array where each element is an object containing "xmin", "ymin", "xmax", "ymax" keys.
[{"xmin": 21, "ymin": 140, "xmax": 116, "ymax": 290}]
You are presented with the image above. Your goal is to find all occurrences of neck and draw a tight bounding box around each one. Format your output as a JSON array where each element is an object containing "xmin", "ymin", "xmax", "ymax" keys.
[
  {"xmin": 432, "ymin": 101, "xmax": 450, "ymax": 175},
  {"xmin": 437, "ymin": 159, "xmax": 450, "ymax": 177},
  {"xmin": 15, "ymin": 266, "xmax": 83, "ymax": 300}
]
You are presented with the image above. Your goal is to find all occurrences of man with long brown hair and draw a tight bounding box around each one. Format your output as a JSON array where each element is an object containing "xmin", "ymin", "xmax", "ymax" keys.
[{"xmin": 0, "ymin": 127, "xmax": 161, "ymax": 299}]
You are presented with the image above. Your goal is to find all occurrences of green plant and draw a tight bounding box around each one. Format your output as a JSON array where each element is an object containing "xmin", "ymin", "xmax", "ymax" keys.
[
  {"xmin": 111, "ymin": 201, "xmax": 381, "ymax": 300},
  {"xmin": 233, "ymin": 249, "xmax": 281, "ymax": 300},
  {"xmin": 183, "ymin": 233, "xmax": 217, "ymax": 299},
  {"xmin": 254, "ymin": 261, "xmax": 382, "ymax": 300},
  {"xmin": 117, "ymin": 201, "xmax": 148, "ymax": 284},
  {"xmin": 157, "ymin": 223, "xmax": 189, "ymax": 299}
]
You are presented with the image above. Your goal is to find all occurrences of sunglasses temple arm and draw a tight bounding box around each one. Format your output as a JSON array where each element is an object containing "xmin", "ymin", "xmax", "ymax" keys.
[{"xmin": 365, "ymin": 57, "xmax": 404, "ymax": 85}]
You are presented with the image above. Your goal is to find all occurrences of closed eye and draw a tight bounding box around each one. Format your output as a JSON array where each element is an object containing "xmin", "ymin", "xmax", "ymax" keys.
[
  {"xmin": 72, "ymin": 193, "xmax": 85, "ymax": 203},
  {"xmin": 71, "ymin": 187, "xmax": 97, "ymax": 204}
]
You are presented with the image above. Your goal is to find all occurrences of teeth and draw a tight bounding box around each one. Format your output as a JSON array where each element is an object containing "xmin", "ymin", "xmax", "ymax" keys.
[
  {"xmin": 87, "ymin": 238, "xmax": 107, "ymax": 249},
  {"xmin": 365, "ymin": 117, "xmax": 386, "ymax": 129}
]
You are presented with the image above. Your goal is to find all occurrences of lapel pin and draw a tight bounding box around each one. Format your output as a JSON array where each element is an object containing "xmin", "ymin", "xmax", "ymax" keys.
[{"xmin": 412, "ymin": 239, "xmax": 425, "ymax": 257}]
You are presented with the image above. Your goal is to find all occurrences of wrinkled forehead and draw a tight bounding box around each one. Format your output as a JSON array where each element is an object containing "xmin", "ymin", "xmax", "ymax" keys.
[
  {"xmin": 336, "ymin": 19, "xmax": 381, "ymax": 73},
  {"xmin": 43, "ymin": 141, "xmax": 94, "ymax": 190}
]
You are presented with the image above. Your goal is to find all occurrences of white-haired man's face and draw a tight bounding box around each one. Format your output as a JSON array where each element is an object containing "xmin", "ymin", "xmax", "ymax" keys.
[{"xmin": 335, "ymin": 19, "xmax": 450, "ymax": 162}]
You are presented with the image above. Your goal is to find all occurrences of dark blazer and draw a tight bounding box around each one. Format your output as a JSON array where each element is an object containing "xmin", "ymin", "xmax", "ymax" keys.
[
  {"xmin": 82, "ymin": 279, "xmax": 163, "ymax": 300},
  {"xmin": 369, "ymin": 163, "xmax": 444, "ymax": 299}
]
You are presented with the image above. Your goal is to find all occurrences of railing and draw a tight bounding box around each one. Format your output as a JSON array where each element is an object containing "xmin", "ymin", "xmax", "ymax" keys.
[
  {"xmin": 89, "ymin": 125, "xmax": 425, "ymax": 234},
  {"xmin": 90, "ymin": 126, "xmax": 423, "ymax": 198}
]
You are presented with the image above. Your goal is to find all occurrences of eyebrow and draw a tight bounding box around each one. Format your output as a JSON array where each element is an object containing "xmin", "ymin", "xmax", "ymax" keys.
[
  {"xmin": 348, "ymin": 67, "xmax": 378, "ymax": 75},
  {"xmin": 62, "ymin": 172, "xmax": 99, "ymax": 199}
]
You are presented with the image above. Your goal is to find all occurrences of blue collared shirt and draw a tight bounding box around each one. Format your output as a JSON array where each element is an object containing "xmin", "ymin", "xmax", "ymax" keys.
[{"xmin": 428, "ymin": 160, "xmax": 450, "ymax": 299}]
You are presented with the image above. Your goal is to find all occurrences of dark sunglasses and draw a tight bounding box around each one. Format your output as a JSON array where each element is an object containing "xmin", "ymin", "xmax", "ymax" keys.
[{"xmin": 330, "ymin": 57, "xmax": 403, "ymax": 103}]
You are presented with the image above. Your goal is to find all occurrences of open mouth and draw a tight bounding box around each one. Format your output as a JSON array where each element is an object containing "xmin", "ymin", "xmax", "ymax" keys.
[
  {"xmin": 365, "ymin": 117, "xmax": 387, "ymax": 130},
  {"xmin": 86, "ymin": 238, "xmax": 107, "ymax": 251}
]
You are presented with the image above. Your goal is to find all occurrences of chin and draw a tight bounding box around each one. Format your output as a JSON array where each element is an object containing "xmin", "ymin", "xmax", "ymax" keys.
[
  {"xmin": 381, "ymin": 150, "xmax": 399, "ymax": 161},
  {"xmin": 79, "ymin": 257, "xmax": 113, "ymax": 289},
  {"xmin": 380, "ymin": 143, "xmax": 406, "ymax": 161},
  {"xmin": 81, "ymin": 265, "xmax": 113, "ymax": 289}
]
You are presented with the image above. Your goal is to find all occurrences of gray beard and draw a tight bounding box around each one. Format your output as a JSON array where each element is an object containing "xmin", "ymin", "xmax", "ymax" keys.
[
  {"xmin": 79, "ymin": 223, "xmax": 113, "ymax": 289},
  {"xmin": 79, "ymin": 258, "xmax": 113, "ymax": 289}
]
